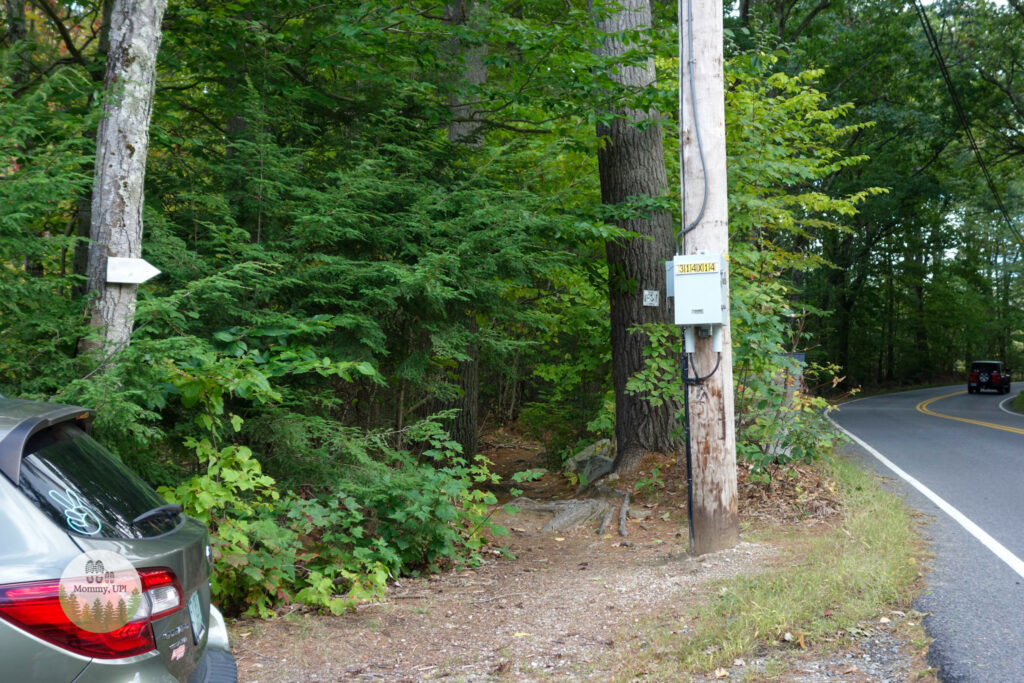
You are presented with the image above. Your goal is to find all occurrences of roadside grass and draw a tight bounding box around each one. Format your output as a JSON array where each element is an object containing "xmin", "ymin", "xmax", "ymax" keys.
[
  {"xmin": 1011, "ymin": 391, "xmax": 1024, "ymax": 413},
  {"xmin": 620, "ymin": 452, "xmax": 926, "ymax": 680},
  {"xmin": 847, "ymin": 379, "xmax": 960, "ymax": 399}
]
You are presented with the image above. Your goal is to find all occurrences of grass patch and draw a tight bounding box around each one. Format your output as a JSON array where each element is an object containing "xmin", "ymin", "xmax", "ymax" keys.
[
  {"xmin": 1011, "ymin": 391, "xmax": 1024, "ymax": 414},
  {"xmin": 633, "ymin": 453, "xmax": 923, "ymax": 678}
]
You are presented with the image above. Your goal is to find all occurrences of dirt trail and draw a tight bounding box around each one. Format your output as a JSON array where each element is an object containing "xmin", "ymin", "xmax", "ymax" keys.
[{"xmin": 229, "ymin": 440, "xmax": 931, "ymax": 682}]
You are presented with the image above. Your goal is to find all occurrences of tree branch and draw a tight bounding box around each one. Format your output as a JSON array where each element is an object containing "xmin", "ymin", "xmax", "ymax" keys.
[
  {"xmin": 29, "ymin": 0, "xmax": 91, "ymax": 71},
  {"xmin": 1008, "ymin": 0, "xmax": 1024, "ymax": 22},
  {"xmin": 787, "ymin": 0, "xmax": 830, "ymax": 42}
]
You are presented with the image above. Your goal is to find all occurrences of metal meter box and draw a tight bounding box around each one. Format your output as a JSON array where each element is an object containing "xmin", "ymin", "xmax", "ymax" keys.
[{"xmin": 667, "ymin": 253, "xmax": 727, "ymax": 326}]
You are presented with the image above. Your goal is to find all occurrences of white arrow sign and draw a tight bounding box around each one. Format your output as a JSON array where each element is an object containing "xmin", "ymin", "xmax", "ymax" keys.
[{"xmin": 106, "ymin": 257, "xmax": 161, "ymax": 284}]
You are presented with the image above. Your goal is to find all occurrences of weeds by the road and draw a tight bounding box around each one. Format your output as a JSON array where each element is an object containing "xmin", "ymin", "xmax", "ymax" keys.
[{"xmin": 622, "ymin": 453, "xmax": 927, "ymax": 680}]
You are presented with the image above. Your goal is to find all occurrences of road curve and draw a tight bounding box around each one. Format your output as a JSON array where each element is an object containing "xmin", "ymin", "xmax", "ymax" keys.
[{"xmin": 831, "ymin": 384, "xmax": 1024, "ymax": 683}]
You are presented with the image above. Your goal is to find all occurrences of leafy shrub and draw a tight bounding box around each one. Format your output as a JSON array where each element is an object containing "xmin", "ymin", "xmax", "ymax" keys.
[{"xmin": 150, "ymin": 344, "xmax": 507, "ymax": 616}]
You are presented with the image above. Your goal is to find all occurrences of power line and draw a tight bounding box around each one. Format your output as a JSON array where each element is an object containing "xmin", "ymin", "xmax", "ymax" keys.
[{"xmin": 912, "ymin": 0, "xmax": 1024, "ymax": 247}]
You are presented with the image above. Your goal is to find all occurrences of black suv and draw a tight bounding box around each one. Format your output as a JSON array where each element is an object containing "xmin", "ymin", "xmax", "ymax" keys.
[{"xmin": 967, "ymin": 360, "xmax": 1012, "ymax": 394}]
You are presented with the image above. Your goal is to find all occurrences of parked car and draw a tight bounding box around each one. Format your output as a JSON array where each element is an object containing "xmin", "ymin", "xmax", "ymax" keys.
[
  {"xmin": 0, "ymin": 396, "xmax": 236, "ymax": 682},
  {"xmin": 967, "ymin": 360, "xmax": 1012, "ymax": 394}
]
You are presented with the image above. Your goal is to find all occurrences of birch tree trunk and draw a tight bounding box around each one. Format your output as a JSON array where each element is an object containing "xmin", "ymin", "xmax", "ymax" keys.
[
  {"xmin": 593, "ymin": 0, "xmax": 677, "ymax": 474},
  {"xmin": 83, "ymin": 0, "xmax": 167, "ymax": 363}
]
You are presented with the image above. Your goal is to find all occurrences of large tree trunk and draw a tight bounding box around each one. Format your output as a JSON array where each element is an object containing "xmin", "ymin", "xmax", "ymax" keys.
[
  {"xmin": 444, "ymin": 0, "xmax": 487, "ymax": 146},
  {"xmin": 82, "ymin": 0, "xmax": 167, "ymax": 363},
  {"xmin": 594, "ymin": 0, "xmax": 676, "ymax": 474},
  {"xmin": 3, "ymin": 0, "xmax": 25, "ymax": 46},
  {"xmin": 442, "ymin": 1, "xmax": 487, "ymax": 456}
]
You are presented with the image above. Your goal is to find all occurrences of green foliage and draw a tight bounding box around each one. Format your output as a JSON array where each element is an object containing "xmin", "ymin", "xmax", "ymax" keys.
[
  {"xmin": 0, "ymin": 59, "xmax": 96, "ymax": 393},
  {"xmin": 625, "ymin": 323, "xmax": 685, "ymax": 437},
  {"xmin": 634, "ymin": 467, "xmax": 665, "ymax": 495},
  {"xmin": 154, "ymin": 346, "xmax": 507, "ymax": 616},
  {"xmin": 723, "ymin": 55, "xmax": 878, "ymax": 477}
]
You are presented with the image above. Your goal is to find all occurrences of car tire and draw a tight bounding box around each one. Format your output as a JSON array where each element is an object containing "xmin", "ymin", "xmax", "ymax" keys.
[{"xmin": 188, "ymin": 649, "xmax": 237, "ymax": 683}]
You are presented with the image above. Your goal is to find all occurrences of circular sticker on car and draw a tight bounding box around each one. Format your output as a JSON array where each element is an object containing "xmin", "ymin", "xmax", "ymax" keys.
[{"xmin": 58, "ymin": 550, "xmax": 143, "ymax": 633}]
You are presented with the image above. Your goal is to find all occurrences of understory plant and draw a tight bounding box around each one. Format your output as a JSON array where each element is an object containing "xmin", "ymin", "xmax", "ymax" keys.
[{"xmin": 146, "ymin": 337, "xmax": 508, "ymax": 616}]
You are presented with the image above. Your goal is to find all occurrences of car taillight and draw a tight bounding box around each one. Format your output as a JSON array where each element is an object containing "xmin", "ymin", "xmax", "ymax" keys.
[
  {"xmin": 970, "ymin": 372, "xmax": 979, "ymax": 380},
  {"xmin": 992, "ymin": 372, "xmax": 1001, "ymax": 381},
  {"xmin": 0, "ymin": 568, "xmax": 183, "ymax": 659}
]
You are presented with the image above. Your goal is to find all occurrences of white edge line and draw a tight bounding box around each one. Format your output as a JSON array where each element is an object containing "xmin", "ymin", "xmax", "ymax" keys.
[
  {"xmin": 998, "ymin": 386, "xmax": 1022, "ymax": 417},
  {"xmin": 829, "ymin": 415, "xmax": 1024, "ymax": 581}
]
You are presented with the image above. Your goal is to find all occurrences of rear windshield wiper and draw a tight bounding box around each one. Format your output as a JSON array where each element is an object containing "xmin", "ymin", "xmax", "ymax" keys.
[{"xmin": 132, "ymin": 503, "xmax": 183, "ymax": 527}]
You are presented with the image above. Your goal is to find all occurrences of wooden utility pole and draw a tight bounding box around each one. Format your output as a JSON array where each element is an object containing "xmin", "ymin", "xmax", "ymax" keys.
[{"xmin": 679, "ymin": 0, "xmax": 739, "ymax": 554}]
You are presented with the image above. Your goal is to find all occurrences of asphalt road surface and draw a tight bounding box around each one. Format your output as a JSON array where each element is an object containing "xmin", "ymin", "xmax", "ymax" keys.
[{"xmin": 831, "ymin": 384, "xmax": 1024, "ymax": 682}]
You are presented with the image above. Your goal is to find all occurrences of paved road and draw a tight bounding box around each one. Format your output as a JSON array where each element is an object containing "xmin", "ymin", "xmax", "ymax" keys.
[{"xmin": 831, "ymin": 385, "xmax": 1024, "ymax": 683}]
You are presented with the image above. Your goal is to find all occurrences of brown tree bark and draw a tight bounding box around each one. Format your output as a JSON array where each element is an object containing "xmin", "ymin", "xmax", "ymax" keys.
[
  {"xmin": 593, "ymin": 0, "xmax": 677, "ymax": 474},
  {"xmin": 442, "ymin": 1, "xmax": 487, "ymax": 457},
  {"xmin": 3, "ymin": 0, "xmax": 25, "ymax": 46},
  {"xmin": 444, "ymin": 0, "xmax": 488, "ymax": 146},
  {"xmin": 82, "ymin": 0, "xmax": 167, "ymax": 363}
]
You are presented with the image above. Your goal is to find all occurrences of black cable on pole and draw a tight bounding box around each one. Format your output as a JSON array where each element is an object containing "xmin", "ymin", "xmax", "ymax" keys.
[
  {"xmin": 686, "ymin": 352, "xmax": 722, "ymax": 383},
  {"xmin": 680, "ymin": 331, "xmax": 695, "ymax": 551},
  {"xmin": 677, "ymin": 0, "xmax": 709, "ymax": 255},
  {"xmin": 912, "ymin": 0, "xmax": 1024, "ymax": 247}
]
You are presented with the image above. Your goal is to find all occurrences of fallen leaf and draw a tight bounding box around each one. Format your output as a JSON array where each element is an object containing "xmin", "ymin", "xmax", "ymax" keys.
[
  {"xmin": 733, "ymin": 658, "xmax": 746, "ymax": 667},
  {"xmin": 782, "ymin": 632, "xmax": 793, "ymax": 642},
  {"xmin": 714, "ymin": 667, "xmax": 730, "ymax": 679},
  {"xmin": 797, "ymin": 631, "xmax": 806, "ymax": 649},
  {"xmin": 513, "ymin": 632, "xmax": 531, "ymax": 637},
  {"xmin": 842, "ymin": 665, "xmax": 860, "ymax": 675},
  {"xmin": 554, "ymin": 537, "xmax": 565, "ymax": 542},
  {"xmin": 879, "ymin": 616, "xmax": 891, "ymax": 624}
]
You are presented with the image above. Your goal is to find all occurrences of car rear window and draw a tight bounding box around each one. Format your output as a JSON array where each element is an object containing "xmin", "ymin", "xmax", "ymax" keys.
[
  {"xmin": 971, "ymin": 362, "xmax": 1001, "ymax": 373},
  {"xmin": 17, "ymin": 422, "xmax": 180, "ymax": 539}
]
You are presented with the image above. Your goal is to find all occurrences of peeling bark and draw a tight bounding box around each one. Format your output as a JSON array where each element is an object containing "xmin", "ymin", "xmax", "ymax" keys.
[{"xmin": 82, "ymin": 0, "xmax": 167, "ymax": 363}]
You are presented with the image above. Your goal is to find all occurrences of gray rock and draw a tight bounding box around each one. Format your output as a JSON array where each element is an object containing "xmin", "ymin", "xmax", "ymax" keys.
[
  {"xmin": 579, "ymin": 454, "xmax": 615, "ymax": 486},
  {"xmin": 564, "ymin": 439, "xmax": 612, "ymax": 473}
]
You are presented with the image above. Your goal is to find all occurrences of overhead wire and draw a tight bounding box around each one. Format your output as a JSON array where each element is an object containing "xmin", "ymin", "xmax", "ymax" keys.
[{"xmin": 912, "ymin": 0, "xmax": 1024, "ymax": 248}]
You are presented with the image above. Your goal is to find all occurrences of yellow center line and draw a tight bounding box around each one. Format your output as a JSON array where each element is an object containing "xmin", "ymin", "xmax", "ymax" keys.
[{"xmin": 916, "ymin": 391, "xmax": 1024, "ymax": 436}]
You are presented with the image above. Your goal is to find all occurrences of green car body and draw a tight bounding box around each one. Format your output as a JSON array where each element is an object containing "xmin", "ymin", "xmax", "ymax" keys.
[{"xmin": 0, "ymin": 397, "xmax": 235, "ymax": 682}]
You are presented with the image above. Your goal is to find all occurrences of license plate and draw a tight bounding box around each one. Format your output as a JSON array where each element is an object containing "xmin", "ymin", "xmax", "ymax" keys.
[{"xmin": 187, "ymin": 591, "xmax": 206, "ymax": 644}]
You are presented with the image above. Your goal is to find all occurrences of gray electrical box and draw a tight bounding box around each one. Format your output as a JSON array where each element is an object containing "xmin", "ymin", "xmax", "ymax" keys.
[{"xmin": 668, "ymin": 253, "xmax": 728, "ymax": 327}]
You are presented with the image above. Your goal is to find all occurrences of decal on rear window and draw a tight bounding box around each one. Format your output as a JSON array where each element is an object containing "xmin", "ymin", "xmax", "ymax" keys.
[{"xmin": 49, "ymin": 488, "xmax": 103, "ymax": 535}]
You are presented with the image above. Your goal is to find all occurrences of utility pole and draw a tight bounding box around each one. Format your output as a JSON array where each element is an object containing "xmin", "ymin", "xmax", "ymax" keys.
[{"xmin": 678, "ymin": 0, "xmax": 739, "ymax": 554}]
